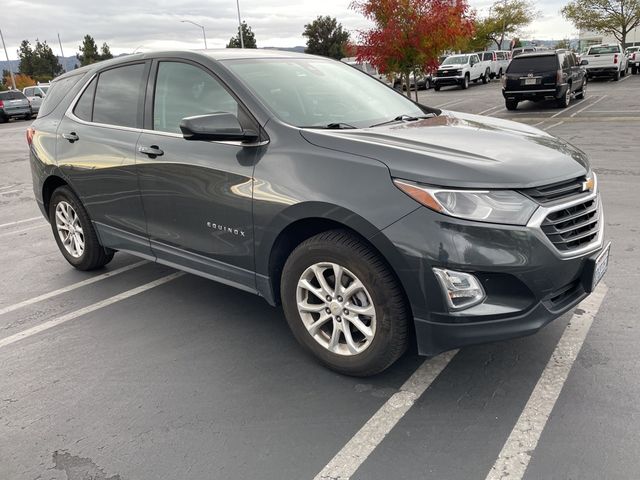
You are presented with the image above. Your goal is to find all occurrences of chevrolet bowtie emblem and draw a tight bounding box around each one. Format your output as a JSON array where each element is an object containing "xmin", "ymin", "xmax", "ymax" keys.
[{"xmin": 582, "ymin": 177, "xmax": 595, "ymax": 192}]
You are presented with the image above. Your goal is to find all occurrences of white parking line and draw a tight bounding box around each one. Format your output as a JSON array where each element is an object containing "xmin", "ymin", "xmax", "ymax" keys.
[
  {"xmin": 0, "ymin": 185, "xmax": 19, "ymax": 192},
  {"xmin": 0, "ymin": 260, "xmax": 148, "ymax": 316},
  {"xmin": 0, "ymin": 272, "xmax": 184, "ymax": 350},
  {"xmin": 570, "ymin": 95, "xmax": 608, "ymax": 117},
  {"xmin": 0, "ymin": 189, "xmax": 22, "ymax": 196},
  {"xmin": 485, "ymin": 284, "xmax": 608, "ymax": 480},
  {"xmin": 0, "ymin": 223, "xmax": 47, "ymax": 238},
  {"xmin": 478, "ymin": 105, "xmax": 502, "ymax": 115},
  {"xmin": 0, "ymin": 216, "xmax": 41, "ymax": 229},
  {"xmin": 314, "ymin": 350, "xmax": 458, "ymax": 480},
  {"xmin": 434, "ymin": 99, "xmax": 465, "ymax": 109},
  {"xmin": 543, "ymin": 121, "xmax": 565, "ymax": 131},
  {"xmin": 550, "ymin": 95, "xmax": 598, "ymax": 118}
]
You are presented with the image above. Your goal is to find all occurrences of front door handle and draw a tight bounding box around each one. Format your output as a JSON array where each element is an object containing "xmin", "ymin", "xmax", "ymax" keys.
[
  {"xmin": 138, "ymin": 145, "xmax": 164, "ymax": 158},
  {"xmin": 62, "ymin": 132, "xmax": 79, "ymax": 143}
]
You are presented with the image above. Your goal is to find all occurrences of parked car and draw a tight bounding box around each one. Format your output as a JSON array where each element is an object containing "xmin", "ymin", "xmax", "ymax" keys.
[
  {"xmin": 582, "ymin": 43, "xmax": 628, "ymax": 80},
  {"xmin": 408, "ymin": 71, "xmax": 433, "ymax": 90},
  {"xmin": 626, "ymin": 46, "xmax": 640, "ymax": 74},
  {"xmin": 0, "ymin": 90, "xmax": 32, "ymax": 122},
  {"xmin": 23, "ymin": 84, "xmax": 50, "ymax": 114},
  {"xmin": 512, "ymin": 46, "xmax": 537, "ymax": 57},
  {"xmin": 476, "ymin": 51, "xmax": 498, "ymax": 79},
  {"xmin": 28, "ymin": 50, "xmax": 609, "ymax": 376},
  {"xmin": 433, "ymin": 54, "xmax": 485, "ymax": 90},
  {"xmin": 495, "ymin": 50, "xmax": 512, "ymax": 77},
  {"xmin": 341, "ymin": 57, "xmax": 394, "ymax": 87},
  {"xmin": 502, "ymin": 50, "xmax": 588, "ymax": 110}
]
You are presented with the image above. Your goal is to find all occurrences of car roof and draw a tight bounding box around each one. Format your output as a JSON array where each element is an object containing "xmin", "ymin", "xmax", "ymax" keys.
[
  {"xmin": 512, "ymin": 51, "xmax": 557, "ymax": 59},
  {"xmin": 50, "ymin": 48, "xmax": 318, "ymax": 84}
]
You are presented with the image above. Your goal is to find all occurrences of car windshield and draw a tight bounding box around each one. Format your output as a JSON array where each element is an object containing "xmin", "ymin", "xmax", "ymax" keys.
[
  {"xmin": 0, "ymin": 91, "xmax": 26, "ymax": 100},
  {"xmin": 223, "ymin": 58, "xmax": 426, "ymax": 129},
  {"xmin": 40, "ymin": 86, "xmax": 49, "ymax": 94},
  {"xmin": 588, "ymin": 46, "xmax": 620, "ymax": 54},
  {"xmin": 507, "ymin": 56, "xmax": 558, "ymax": 73},
  {"xmin": 442, "ymin": 56, "xmax": 468, "ymax": 65}
]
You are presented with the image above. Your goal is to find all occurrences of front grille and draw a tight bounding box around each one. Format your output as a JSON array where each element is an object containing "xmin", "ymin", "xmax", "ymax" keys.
[
  {"xmin": 436, "ymin": 70, "xmax": 460, "ymax": 77},
  {"xmin": 520, "ymin": 175, "xmax": 587, "ymax": 204},
  {"xmin": 541, "ymin": 196, "xmax": 600, "ymax": 251}
]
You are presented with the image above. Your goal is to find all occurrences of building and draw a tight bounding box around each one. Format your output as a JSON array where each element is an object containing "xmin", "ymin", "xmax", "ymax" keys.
[{"xmin": 579, "ymin": 28, "xmax": 640, "ymax": 51}]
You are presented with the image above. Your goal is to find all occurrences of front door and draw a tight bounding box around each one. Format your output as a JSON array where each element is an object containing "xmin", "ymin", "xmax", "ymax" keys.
[{"xmin": 136, "ymin": 60, "xmax": 258, "ymax": 291}]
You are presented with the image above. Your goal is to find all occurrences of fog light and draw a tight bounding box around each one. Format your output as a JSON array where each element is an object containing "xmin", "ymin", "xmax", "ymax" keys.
[{"xmin": 433, "ymin": 268, "xmax": 486, "ymax": 311}]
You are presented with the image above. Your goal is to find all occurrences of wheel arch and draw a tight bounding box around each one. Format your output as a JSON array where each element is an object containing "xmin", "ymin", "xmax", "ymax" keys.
[{"xmin": 42, "ymin": 174, "xmax": 71, "ymax": 218}]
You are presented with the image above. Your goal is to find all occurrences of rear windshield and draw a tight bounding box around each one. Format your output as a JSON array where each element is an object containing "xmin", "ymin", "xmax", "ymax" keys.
[
  {"xmin": 507, "ymin": 56, "xmax": 558, "ymax": 73},
  {"xmin": 588, "ymin": 45, "xmax": 620, "ymax": 55},
  {"xmin": 0, "ymin": 91, "xmax": 26, "ymax": 100},
  {"xmin": 38, "ymin": 73, "xmax": 84, "ymax": 117}
]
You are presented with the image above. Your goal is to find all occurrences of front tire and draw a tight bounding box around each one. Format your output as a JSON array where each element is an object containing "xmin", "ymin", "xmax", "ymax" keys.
[
  {"xmin": 482, "ymin": 69, "xmax": 490, "ymax": 84},
  {"xmin": 461, "ymin": 74, "xmax": 470, "ymax": 90},
  {"xmin": 49, "ymin": 186, "xmax": 115, "ymax": 270},
  {"xmin": 281, "ymin": 230, "xmax": 409, "ymax": 376}
]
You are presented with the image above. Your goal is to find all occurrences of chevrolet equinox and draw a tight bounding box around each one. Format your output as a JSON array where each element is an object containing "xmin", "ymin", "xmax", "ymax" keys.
[{"xmin": 27, "ymin": 50, "xmax": 610, "ymax": 376}]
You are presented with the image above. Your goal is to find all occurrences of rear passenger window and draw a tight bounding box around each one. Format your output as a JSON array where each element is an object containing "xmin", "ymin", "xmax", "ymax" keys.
[
  {"xmin": 38, "ymin": 73, "xmax": 84, "ymax": 118},
  {"xmin": 153, "ymin": 61, "xmax": 239, "ymax": 134},
  {"xmin": 73, "ymin": 77, "xmax": 97, "ymax": 122},
  {"xmin": 93, "ymin": 63, "xmax": 146, "ymax": 128}
]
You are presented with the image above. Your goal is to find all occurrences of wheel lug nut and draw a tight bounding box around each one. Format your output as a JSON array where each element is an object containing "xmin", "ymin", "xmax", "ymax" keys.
[
  {"xmin": 343, "ymin": 309, "xmax": 349, "ymax": 315},
  {"xmin": 337, "ymin": 296, "xmax": 343, "ymax": 302},
  {"xmin": 325, "ymin": 308, "xmax": 331, "ymax": 314},
  {"xmin": 336, "ymin": 316, "xmax": 342, "ymax": 322},
  {"xmin": 326, "ymin": 296, "xmax": 331, "ymax": 301}
]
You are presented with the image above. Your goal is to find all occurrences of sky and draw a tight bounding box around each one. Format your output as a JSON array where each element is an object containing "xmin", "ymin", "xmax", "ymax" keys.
[{"xmin": 1, "ymin": 0, "xmax": 577, "ymax": 60}]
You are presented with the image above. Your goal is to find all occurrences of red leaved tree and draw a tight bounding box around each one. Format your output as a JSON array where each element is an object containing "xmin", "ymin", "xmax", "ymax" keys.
[{"xmin": 352, "ymin": 0, "xmax": 475, "ymax": 99}]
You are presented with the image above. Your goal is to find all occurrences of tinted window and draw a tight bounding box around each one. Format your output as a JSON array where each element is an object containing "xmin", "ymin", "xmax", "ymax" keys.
[
  {"xmin": 507, "ymin": 56, "xmax": 559, "ymax": 73},
  {"xmin": 483, "ymin": 53, "xmax": 492, "ymax": 61},
  {"xmin": 73, "ymin": 77, "xmax": 97, "ymax": 121},
  {"xmin": 93, "ymin": 63, "xmax": 146, "ymax": 128},
  {"xmin": 153, "ymin": 61, "xmax": 239, "ymax": 134},
  {"xmin": 38, "ymin": 73, "xmax": 84, "ymax": 117},
  {"xmin": 588, "ymin": 45, "xmax": 620, "ymax": 55},
  {"xmin": 24, "ymin": 88, "xmax": 34, "ymax": 96},
  {"xmin": 0, "ymin": 91, "xmax": 27, "ymax": 100}
]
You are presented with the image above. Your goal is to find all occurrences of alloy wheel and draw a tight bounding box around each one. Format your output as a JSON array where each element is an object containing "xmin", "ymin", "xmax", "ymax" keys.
[
  {"xmin": 55, "ymin": 201, "xmax": 85, "ymax": 258},
  {"xmin": 296, "ymin": 262, "xmax": 376, "ymax": 356}
]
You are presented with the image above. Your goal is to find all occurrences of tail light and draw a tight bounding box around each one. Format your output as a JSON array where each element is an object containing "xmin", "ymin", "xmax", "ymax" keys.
[
  {"xmin": 26, "ymin": 127, "xmax": 35, "ymax": 146},
  {"xmin": 501, "ymin": 75, "xmax": 507, "ymax": 88},
  {"xmin": 633, "ymin": 53, "xmax": 637, "ymax": 61},
  {"xmin": 614, "ymin": 54, "xmax": 618, "ymax": 64},
  {"xmin": 557, "ymin": 69, "xmax": 563, "ymax": 83},
  {"xmin": 0, "ymin": 100, "xmax": 4, "ymax": 108}
]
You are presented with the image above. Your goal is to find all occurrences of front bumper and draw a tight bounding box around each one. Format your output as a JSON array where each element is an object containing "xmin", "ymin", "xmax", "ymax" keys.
[
  {"xmin": 434, "ymin": 75, "xmax": 464, "ymax": 86},
  {"xmin": 503, "ymin": 84, "xmax": 568, "ymax": 102},
  {"xmin": 374, "ymin": 193, "xmax": 607, "ymax": 356}
]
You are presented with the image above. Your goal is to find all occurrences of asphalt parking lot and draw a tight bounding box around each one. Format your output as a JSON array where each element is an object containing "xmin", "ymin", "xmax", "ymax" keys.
[{"xmin": 1, "ymin": 75, "xmax": 639, "ymax": 480}]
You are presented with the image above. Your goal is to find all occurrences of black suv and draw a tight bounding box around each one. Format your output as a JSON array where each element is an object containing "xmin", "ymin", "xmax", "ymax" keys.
[
  {"xmin": 502, "ymin": 50, "xmax": 588, "ymax": 110},
  {"xmin": 28, "ymin": 50, "xmax": 609, "ymax": 376}
]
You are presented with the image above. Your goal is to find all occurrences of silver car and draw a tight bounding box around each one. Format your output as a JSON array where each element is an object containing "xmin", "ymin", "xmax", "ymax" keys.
[
  {"xmin": 23, "ymin": 84, "xmax": 49, "ymax": 114},
  {"xmin": 0, "ymin": 90, "xmax": 32, "ymax": 122}
]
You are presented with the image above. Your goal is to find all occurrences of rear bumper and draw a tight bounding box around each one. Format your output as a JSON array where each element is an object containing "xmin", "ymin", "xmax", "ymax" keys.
[
  {"xmin": 502, "ymin": 84, "xmax": 567, "ymax": 102},
  {"xmin": 0, "ymin": 107, "xmax": 31, "ymax": 118},
  {"xmin": 586, "ymin": 67, "xmax": 618, "ymax": 76}
]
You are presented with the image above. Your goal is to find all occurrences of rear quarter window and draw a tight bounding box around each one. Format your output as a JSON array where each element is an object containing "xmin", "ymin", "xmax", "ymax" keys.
[
  {"xmin": 588, "ymin": 46, "xmax": 620, "ymax": 55},
  {"xmin": 38, "ymin": 74, "xmax": 84, "ymax": 117},
  {"xmin": 507, "ymin": 56, "xmax": 559, "ymax": 74}
]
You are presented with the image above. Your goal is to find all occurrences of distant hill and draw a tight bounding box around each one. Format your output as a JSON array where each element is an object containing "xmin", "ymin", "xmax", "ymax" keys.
[
  {"xmin": 261, "ymin": 46, "xmax": 306, "ymax": 53},
  {"xmin": 0, "ymin": 56, "xmax": 79, "ymax": 75}
]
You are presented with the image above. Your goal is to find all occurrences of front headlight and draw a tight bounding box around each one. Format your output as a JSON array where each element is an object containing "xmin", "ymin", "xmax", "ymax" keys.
[{"xmin": 393, "ymin": 179, "xmax": 538, "ymax": 225}]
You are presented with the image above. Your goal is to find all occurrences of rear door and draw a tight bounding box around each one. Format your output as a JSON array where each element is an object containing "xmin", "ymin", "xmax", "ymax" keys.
[
  {"xmin": 505, "ymin": 55, "xmax": 559, "ymax": 92},
  {"xmin": 135, "ymin": 59, "xmax": 259, "ymax": 291},
  {"xmin": 56, "ymin": 61, "xmax": 153, "ymax": 257}
]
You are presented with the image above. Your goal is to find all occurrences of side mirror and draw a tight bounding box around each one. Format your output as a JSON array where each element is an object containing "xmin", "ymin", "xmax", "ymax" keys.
[
  {"xmin": 180, "ymin": 112, "xmax": 259, "ymax": 142},
  {"xmin": 580, "ymin": 59, "xmax": 589, "ymax": 66}
]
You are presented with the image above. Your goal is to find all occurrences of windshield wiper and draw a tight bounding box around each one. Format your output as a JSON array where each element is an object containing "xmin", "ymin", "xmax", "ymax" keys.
[
  {"xmin": 300, "ymin": 123, "xmax": 358, "ymax": 130},
  {"xmin": 369, "ymin": 114, "xmax": 433, "ymax": 128}
]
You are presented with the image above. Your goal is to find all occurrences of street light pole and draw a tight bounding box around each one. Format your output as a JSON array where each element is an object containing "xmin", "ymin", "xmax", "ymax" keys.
[
  {"xmin": 0, "ymin": 27, "xmax": 17, "ymax": 90},
  {"xmin": 236, "ymin": 0, "xmax": 245, "ymax": 49},
  {"xmin": 180, "ymin": 20, "xmax": 208, "ymax": 49},
  {"xmin": 57, "ymin": 33, "xmax": 66, "ymax": 73}
]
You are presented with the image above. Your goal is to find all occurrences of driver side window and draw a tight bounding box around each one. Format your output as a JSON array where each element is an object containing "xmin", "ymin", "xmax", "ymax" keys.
[{"xmin": 153, "ymin": 61, "xmax": 239, "ymax": 134}]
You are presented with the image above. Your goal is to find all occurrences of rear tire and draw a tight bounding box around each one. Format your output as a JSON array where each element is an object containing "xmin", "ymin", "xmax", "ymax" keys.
[
  {"xmin": 632, "ymin": 66, "xmax": 638, "ymax": 75},
  {"xmin": 482, "ymin": 69, "xmax": 490, "ymax": 84},
  {"xmin": 281, "ymin": 230, "xmax": 409, "ymax": 377},
  {"xmin": 613, "ymin": 70, "xmax": 620, "ymax": 81},
  {"xmin": 49, "ymin": 186, "xmax": 115, "ymax": 271},
  {"xmin": 434, "ymin": 85, "xmax": 441, "ymax": 91},
  {"xmin": 576, "ymin": 77, "xmax": 587, "ymax": 99},
  {"xmin": 556, "ymin": 86, "xmax": 571, "ymax": 108},
  {"xmin": 505, "ymin": 100, "xmax": 518, "ymax": 111}
]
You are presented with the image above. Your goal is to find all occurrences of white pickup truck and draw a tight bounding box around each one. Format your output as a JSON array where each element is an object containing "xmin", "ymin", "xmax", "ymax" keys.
[
  {"xmin": 626, "ymin": 46, "xmax": 640, "ymax": 74},
  {"xmin": 583, "ymin": 43, "xmax": 628, "ymax": 80},
  {"xmin": 433, "ymin": 54, "xmax": 486, "ymax": 90}
]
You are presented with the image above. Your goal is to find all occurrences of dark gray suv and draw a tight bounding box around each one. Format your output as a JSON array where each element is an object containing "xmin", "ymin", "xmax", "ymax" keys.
[{"xmin": 27, "ymin": 50, "xmax": 610, "ymax": 376}]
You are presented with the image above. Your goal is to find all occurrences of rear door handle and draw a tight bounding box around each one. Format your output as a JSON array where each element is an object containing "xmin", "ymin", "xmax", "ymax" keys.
[
  {"xmin": 62, "ymin": 132, "xmax": 79, "ymax": 143},
  {"xmin": 138, "ymin": 145, "xmax": 164, "ymax": 158}
]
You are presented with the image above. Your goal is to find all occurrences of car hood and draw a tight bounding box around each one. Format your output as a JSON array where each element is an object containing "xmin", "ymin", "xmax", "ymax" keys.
[
  {"xmin": 439, "ymin": 64, "xmax": 467, "ymax": 69},
  {"xmin": 299, "ymin": 111, "xmax": 589, "ymax": 189}
]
